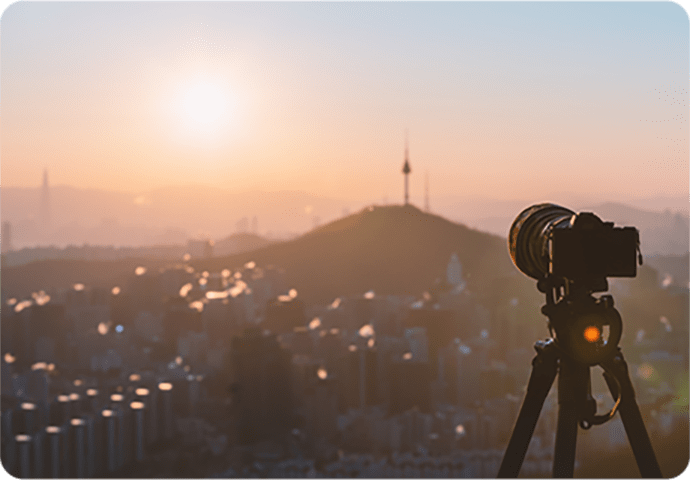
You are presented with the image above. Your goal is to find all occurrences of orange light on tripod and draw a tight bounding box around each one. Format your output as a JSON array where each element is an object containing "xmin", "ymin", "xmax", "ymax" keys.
[{"xmin": 583, "ymin": 326, "xmax": 601, "ymax": 343}]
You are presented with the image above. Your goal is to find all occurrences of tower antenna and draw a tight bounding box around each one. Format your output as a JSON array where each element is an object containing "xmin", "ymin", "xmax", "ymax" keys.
[
  {"xmin": 402, "ymin": 130, "xmax": 411, "ymax": 205},
  {"xmin": 40, "ymin": 168, "xmax": 50, "ymax": 227},
  {"xmin": 424, "ymin": 170, "xmax": 430, "ymax": 212}
]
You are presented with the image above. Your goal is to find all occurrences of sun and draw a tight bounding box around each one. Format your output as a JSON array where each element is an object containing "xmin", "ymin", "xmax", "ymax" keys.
[
  {"xmin": 178, "ymin": 79, "xmax": 231, "ymax": 134},
  {"xmin": 163, "ymin": 74, "xmax": 244, "ymax": 149}
]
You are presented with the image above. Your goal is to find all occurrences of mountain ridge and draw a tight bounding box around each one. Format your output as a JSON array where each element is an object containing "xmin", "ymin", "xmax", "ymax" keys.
[
  {"xmin": 3, "ymin": 203, "xmax": 682, "ymax": 305},
  {"xmin": 193, "ymin": 204, "xmax": 519, "ymax": 305}
]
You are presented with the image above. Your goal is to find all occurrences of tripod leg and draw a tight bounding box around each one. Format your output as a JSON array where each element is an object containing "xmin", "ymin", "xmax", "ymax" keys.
[
  {"xmin": 498, "ymin": 340, "xmax": 559, "ymax": 478},
  {"xmin": 553, "ymin": 356, "xmax": 590, "ymax": 478},
  {"xmin": 601, "ymin": 350, "xmax": 663, "ymax": 478}
]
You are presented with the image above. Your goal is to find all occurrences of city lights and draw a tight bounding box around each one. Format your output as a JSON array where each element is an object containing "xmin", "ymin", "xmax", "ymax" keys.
[
  {"xmin": 309, "ymin": 317, "xmax": 321, "ymax": 330},
  {"xmin": 358, "ymin": 324, "xmax": 374, "ymax": 338}
]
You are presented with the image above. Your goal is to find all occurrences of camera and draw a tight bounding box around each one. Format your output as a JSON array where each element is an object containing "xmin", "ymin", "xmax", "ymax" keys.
[
  {"xmin": 500, "ymin": 203, "xmax": 662, "ymax": 478},
  {"xmin": 509, "ymin": 203, "xmax": 640, "ymax": 283}
]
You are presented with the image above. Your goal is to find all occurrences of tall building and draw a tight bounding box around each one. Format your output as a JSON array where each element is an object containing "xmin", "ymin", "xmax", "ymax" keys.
[
  {"xmin": 405, "ymin": 308, "xmax": 461, "ymax": 381},
  {"xmin": 162, "ymin": 296, "xmax": 203, "ymax": 358},
  {"xmin": 389, "ymin": 360, "xmax": 431, "ymax": 414},
  {"xmin": 447, "ymin": 253, "xmax": 464, "ymax": 287},
  {"xmin": 336, "ymin": 345, "xmax": 379, "ymax": 412},
  {"xmin": 262, "ymin": 297, "xmax": 307, "ymax": 334},
  {"xmin": 40, "ymin": 168, "xmax": 50, "ymax": 227},
  {"xmin": 230, "ymin": 328, "xmax": 293, "ymax": 444},
  {"xmin": 1, "ymin": 222, "xmax": 12, "ymax": 254},
  {"xmin": 30, "ymin": 304, "xmax": 68, "ymax": 363}
]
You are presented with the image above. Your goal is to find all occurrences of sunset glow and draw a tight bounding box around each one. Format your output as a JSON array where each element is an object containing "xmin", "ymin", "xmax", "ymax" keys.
[{"xmin": 0, "ymin": 2, "xmax": 685, "ymax": 205}]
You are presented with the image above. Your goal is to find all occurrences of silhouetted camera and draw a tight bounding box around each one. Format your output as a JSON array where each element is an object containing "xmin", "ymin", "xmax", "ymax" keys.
[{"xmin": 508, "ymin": 203, "xmax": 640, "ymax": 282}]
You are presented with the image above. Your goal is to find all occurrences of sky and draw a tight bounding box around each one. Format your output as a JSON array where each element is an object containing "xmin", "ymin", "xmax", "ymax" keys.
[{"xmin": 1, "ymin": 1, "xmax": 688, "ymax": 206}]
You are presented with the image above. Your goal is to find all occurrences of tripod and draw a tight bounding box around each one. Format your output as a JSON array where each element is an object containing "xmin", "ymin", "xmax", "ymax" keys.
[{"xmin": 497, "ymin": 281, "xmax": 662, "ymax": 478}]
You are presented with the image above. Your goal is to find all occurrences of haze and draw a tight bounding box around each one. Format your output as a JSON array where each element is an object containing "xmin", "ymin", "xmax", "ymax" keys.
[{"xmin": 2, "ymin": 2, "xmax": 688, "ymax": 204}]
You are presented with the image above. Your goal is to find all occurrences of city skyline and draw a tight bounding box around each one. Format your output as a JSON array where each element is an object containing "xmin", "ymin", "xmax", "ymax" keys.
[
  {"xmin": 1, "ymin": 2, "xmax": 688, "ymax": 206},
  {"xmin": 2, "ymin": 202, "xmax": 688, "ymax": 478},
  {"xmin": 3, "ymin": 169, "xmax": 688, "ymax": 253}
]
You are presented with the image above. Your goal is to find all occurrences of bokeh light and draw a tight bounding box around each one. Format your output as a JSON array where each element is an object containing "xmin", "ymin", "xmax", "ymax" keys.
[{"xmin": 583, "ymin": 326, "xmax": 601, "ymax": 343}]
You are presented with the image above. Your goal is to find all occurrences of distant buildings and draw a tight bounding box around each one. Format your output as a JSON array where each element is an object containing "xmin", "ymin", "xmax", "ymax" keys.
[
  {"xmin": 186, "ymin": 238, "xmax": 213, "ymax": 258},
  {"xmin": 1, "ymin": 246, "xmax": 686, "ymax": 478}
]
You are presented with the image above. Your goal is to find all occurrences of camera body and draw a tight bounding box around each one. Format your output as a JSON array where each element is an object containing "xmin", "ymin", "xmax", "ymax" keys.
[
  {"xmin": 509, "ymin": 204, "xmax": 640, "ymax": 284},
  {"xmin": 550, "ymin": 212, "xmax": 639, "ymax": 281}
]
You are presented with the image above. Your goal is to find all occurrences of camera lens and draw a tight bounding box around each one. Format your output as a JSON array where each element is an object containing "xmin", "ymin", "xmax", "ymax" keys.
[{"xmin": 508, "ymin": 203, "xmax": 574, "ymax": 280}]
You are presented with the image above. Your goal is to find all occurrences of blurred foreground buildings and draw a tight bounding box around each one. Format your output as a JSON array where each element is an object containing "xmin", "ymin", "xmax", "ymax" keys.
[{"xmin": 1, "ymin": 249, "xmax": 688, "ymax": 477}]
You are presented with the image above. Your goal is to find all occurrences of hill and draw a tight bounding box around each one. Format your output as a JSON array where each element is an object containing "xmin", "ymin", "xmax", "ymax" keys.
[
  {"xmin": 194, "ymin": 204, "xmax": 521, "ymax": 305},
  {"xmin": 213, "ymin": 233, "xmax": 275, "ymax": 257},
  {"xmin": 645, "ymin": 252, "xmax": 690, "ymax": 289}
]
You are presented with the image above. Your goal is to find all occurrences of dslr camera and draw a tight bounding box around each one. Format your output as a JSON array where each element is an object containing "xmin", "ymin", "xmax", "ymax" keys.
[{"xmin": 509, "ymin": 203, "xmax": 640, "ymax": 284}]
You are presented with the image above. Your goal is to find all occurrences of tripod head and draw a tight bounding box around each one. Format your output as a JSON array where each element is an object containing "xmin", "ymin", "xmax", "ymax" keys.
[
  {"xmin": 538, "ymin": 276, "xmax": 625, "ymax": 429},
  {"xmin": 538, "ymin": 275, "xmax": 622, "ymax": 366}
]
